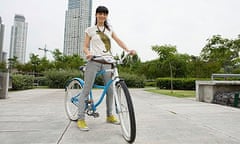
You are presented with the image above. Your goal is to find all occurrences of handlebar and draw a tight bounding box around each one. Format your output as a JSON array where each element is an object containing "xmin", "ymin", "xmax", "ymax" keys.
[
  {"xmin": 90, "ymin": 52, "xmax": 131, "ymax": 65},
  {"xmin": 118, "ymin": 52, "xmax": 130, "ymax": 64},
  {"xmin": 80, "ymin": 52, "xmax": 132, "ymax": 72}
]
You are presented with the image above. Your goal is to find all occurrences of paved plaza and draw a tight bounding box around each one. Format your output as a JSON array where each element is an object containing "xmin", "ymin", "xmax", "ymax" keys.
[{"xmin": 0, "ymin": 88, "xmax": 240, "ymax": 144}]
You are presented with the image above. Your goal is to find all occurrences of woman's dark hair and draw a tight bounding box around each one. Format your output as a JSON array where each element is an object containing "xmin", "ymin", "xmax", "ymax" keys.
[
  {"xmin": 95, "ymin": 6, "xmax": 110, "ymax": 31},
  {"xmin": 96, "ymin": 6, "xmax": 109, "ymax": 14}
]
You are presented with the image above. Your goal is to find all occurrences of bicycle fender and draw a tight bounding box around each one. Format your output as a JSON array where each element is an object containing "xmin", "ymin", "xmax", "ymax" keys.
[
  {"xmin": 65, "ymin": 77, "xmax": 85, "ymax": 90},
  {"xmin": 72, "ymin": 78, "xmax": 85, "ymax": 86}
]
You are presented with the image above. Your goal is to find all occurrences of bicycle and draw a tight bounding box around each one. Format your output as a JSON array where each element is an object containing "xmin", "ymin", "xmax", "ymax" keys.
[{"xmin": 64, "ymin": 54, "xmax": 136, "ymax": 143}]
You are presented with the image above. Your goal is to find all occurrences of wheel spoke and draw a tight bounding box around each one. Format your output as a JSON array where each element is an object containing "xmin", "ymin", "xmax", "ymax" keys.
[
  {"xmin": 65, "ymin": 80, "xmax": 82, "ymax": 121},
  {"xmin": 116, "ymin": 81, "xmax": 136, "ymax": 143}
]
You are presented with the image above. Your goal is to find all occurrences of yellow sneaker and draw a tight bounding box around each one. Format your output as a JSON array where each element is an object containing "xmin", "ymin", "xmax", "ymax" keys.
[
  {"xmin": 106, "ymin": 115, "xmax": 120, "ymax": 125},
  {"xmin": 77, "ymin": 119, "xmax": 89, "ymax": 131}
]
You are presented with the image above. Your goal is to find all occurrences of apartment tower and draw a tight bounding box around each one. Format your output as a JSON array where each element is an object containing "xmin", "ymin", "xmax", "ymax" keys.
[
  {"xmin": 0, "ymin": 16, "xmax": 4, "ymax": 62},
  {"xmin": 9, "ymin": 14, "xmax": 28, "ymax": 64},
  {"xmin": 63, "ymin": 0, "xmax": 92, "ymax": 59}
]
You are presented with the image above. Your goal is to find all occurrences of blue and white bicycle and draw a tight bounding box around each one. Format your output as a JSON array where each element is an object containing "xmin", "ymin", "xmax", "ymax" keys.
[{"xmin": 64, "ymin": 54, "xmax": 136, "ymax": 143}]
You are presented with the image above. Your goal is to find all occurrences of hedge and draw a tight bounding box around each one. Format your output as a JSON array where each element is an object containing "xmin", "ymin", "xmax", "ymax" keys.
[
  {"xmin": 10, "ymin": 70, "xmax": 145, "ymax": 89},
  {"xmin": 156, "ymin": 78, "xmax": 197, "ymax": 90}
]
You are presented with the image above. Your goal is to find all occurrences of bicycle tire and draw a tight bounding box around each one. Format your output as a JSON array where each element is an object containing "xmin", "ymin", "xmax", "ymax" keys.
[
  {"xmin": 65, "ymin": 79, "xmax": 82, "ymax": 121},
  {"xmin": 116, "ymin": 80, "xmax": 136, "ymax": 143}
]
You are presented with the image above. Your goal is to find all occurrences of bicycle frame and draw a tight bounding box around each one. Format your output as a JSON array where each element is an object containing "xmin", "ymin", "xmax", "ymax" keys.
[
  {"xmin": 71, "ymin": 64, "xmax": 121, "ymax": 115},
  {"xmin": 65, "ymin": 53, "xmax": 136, "ymax": 143}
]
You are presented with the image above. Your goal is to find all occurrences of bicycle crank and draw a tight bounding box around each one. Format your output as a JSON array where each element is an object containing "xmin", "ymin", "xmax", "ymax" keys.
[{"xmin": 86, "ymin": 110, "xmax": 100, "ymax": 118}]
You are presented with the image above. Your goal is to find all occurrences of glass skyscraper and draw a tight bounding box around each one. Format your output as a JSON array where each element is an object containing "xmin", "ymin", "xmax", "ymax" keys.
[
  {"xmin": 9, "ymin": 14, "xmax": 28, "ymax": 64},
  {"xmin": 63, "ymin": 0, "xmax": 92, "ymax": 59},
  {"xmin": 0, "ymin": 16, "xmax": 5, "ymax": 62}
]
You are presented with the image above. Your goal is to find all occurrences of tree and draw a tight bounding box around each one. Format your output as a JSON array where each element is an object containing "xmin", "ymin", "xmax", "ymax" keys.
[
  {"xmin": 152, "ymin": 45, "xmax": 177, "ymax": 61},
  {"xmin": 0, "ymin": 61, "xmax": 7, "ymax": 72},
  {"xmin": 8, "ymin": 56, "xmax": 19, "ymax": 73},
  {"xmin": 140, "ymin": 59, "xmax": 162, "ymax": 79},
  {"xmin": 200, "ymin": 35, "xmax": 239, "ymax": 73},
  {"xmin": 152, "ymin": 44, "xmax": 177, "ymax": 92},
  {"xmin": 38, "ymin": 57, "xmax": 52, "ymax": 72},
  {"xmin": 65, "ymin": 54, "xmax": 85, "ymax": 70},
  {"xmin": 167, "ymin": 54, "xmax": 190, "ymax": 78},
  {"xmin": 52, "ymin": 49, "xmax": 85, "ymax": 70},
  {"xmin": 52, "ymin": 49, "xmax": 64, "ymax": 69},
  {"xmin": 231, "ymin": 35, "xmax": 240, "ymax": 72},
  {"xmin": 29, "ymin": 53, "xmax": 41, "ymax": 75},
  {"xmin": 188, "ymin": 56, "xmax": 204, "ymax": 78}
]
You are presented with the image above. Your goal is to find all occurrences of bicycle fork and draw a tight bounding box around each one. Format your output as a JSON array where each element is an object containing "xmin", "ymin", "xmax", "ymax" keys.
[{"xmin": 113, "ymin": 81, "xmax": 122, "ymax": 117}]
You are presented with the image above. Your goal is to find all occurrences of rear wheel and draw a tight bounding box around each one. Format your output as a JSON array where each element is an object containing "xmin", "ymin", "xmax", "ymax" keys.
[
  {"xmin": 116, "ymin": 81, "xmax": 136, "ymax": 143},
  {"xmin": 65, "ymin": 79, "xmax": 82, "ymax": 121}
]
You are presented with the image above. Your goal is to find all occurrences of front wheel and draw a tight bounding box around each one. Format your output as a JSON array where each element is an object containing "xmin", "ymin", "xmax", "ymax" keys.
[
  {"xmin": 115, "ymin": 81, "xmax": 136, "ymax": 143},
  {"xmin": 65, "ymin": 79, "xmax": 83, "ymax": 121}
]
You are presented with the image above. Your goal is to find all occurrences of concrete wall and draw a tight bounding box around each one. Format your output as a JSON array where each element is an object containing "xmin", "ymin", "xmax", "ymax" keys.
[
  {"xmin": 196, "ymin": 81, "xmax": 240, "ymax": 103},
  {"xmin": 0, "ymin": 72, "xmax": 9, "ymax": 99}
]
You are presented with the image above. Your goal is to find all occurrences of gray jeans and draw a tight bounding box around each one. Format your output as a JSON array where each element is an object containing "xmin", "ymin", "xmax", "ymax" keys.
[{"xmin": 78, "ymin": 61, "xmax": 114, "ymax": 120}]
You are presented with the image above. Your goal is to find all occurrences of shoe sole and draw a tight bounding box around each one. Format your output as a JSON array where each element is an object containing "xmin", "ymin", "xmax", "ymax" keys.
[
  {"xmin": 106, "ymin": 121, "xmax": 120, "ymax": 125},
  {"xmin": 79, "ymin": 127, "xmax": 89, "ymax": 131}
]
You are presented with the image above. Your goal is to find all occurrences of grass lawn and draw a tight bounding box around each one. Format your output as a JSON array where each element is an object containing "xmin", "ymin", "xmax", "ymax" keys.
[
  {"xmin": 145, "ymin": 87, "xmax": 195, "ymax": 98},
  {"xmin": 34, "ymin": 86, "xmax": 49, "ymax": 89}
]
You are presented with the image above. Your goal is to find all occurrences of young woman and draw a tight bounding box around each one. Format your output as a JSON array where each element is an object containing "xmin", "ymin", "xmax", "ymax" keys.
[{"xmin": 77, "ymin": 6, "xmax": 136, "ymax": 131}]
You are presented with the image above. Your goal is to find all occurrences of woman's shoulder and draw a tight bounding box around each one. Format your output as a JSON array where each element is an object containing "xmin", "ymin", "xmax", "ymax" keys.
[
  {"xmin": 108, "ymin": 25, "xmax": 114, "ymax": 33},
  {"xmin": 85, "ymin": 26, "xmax": 98, "ymax": 36},
  {"xmin": 85, "ymin": 25, "xmax": 97, "ymax": 31}
]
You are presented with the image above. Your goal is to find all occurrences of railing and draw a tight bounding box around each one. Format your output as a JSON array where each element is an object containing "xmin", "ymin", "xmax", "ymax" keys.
[
  {"xmin": 211, "ymin": 73, "xmax": 240, "ymax": 80},
  {"xmin": 0, "ymin": 76, "xmax": 2, "ymax": 90}
]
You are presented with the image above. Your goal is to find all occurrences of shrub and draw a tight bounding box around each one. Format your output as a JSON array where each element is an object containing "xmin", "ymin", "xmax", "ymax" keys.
[
  {"xmin": 11, "ymin": 74, "xmax": 34, "ymax": 90},
  {"xmin": 145, "ymin": 80, "xmax": 156, "ymax": 87},
  {"xmin": 120, "ymin": 72, "xmax": 145, "ymax": 88},
  {"xmin": 83, "ymin": 72, "xmax": 145, "ymax": 88},
  {"xmin": 44, "ymin": 69, "xmax": 82, "ymax": 88},
  {"xmin": 44, "ymin": 69, "xmax": 145, "ymax": 88},
  {"xmin": 34, "ymin": 76, "xmax": 49, "ymax": 86}
]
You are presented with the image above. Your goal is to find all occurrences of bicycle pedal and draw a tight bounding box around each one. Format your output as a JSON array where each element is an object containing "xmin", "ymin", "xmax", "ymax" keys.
[
  {"xmin": 85, "ymin": 99, "xmax": 93, "ymax": 104},
  {"xmin": 93, "ymin": 112, "xmax": 100, "ymax": 118}
]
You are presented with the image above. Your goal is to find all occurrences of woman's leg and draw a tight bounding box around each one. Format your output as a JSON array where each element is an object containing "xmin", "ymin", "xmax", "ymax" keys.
[
  {"xmin": 102, "ymin": 64, "xmax": 114, "ymax": 116},
  {"xmin": 78, "ymin": 61, "xmax": 100, "ymax": 120}
]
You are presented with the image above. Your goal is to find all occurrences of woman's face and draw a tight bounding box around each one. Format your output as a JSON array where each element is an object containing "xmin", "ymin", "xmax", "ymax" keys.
[{"xmin": 96, "ymin": 12, "xmax": 108, "ymax": 24}]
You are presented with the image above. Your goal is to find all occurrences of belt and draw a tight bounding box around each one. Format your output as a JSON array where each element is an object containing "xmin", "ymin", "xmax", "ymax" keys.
[{"xmin": 91, "ymin": 59, "xmax": 112, "ymax": 64}]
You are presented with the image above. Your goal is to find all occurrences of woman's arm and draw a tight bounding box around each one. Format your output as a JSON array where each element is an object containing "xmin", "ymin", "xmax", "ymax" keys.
[
  {"xmin": 83, "ymin": 33, "xmax": 92, "ymax": 60},
  {"xmin": 112, "ymin": 32, "xmax": 136, "ymax": 55}
]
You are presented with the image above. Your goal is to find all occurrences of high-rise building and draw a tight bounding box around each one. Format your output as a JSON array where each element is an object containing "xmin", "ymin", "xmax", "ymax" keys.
[
  {"xmin": 63, "ymin": 0, "xmax": 92, "ymax": 59},
  {"xmin": 9, "ymin": 14, "xmax": 28, "ymax": 64},
  {"xmin": 0, "ymin": 16, "xmax": 5, "ymax": 62}
]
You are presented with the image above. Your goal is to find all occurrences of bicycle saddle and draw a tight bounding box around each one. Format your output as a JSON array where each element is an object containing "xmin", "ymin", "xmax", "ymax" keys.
[{"xmin": 79, "ymin": 65, "xmax": 86, "ymax": 72}]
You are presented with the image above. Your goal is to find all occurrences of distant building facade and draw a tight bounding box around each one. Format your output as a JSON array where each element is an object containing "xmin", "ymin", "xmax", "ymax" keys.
[
  {"xmin": 9, "ymin": 14, "xmax": 28, "ymax": 64},
  {"xmin": 0, "ymin": 16, "xmax": 5, "ymax": 62},
  {"xmin": 63, "ymin": 0, "xmax": 92, "ymax": 59}
]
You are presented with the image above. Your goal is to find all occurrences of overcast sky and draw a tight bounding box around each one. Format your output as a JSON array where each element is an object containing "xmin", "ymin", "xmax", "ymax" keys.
[{"xmin": 0, "ymin": 0, "xmax": 240, "ymax": 62}]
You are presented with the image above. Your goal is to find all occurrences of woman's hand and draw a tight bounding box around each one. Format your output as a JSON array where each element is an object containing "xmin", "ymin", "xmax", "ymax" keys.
[
  {"xmin": 128, "ymin": 49, "xmax": 136, "ymax": 55},
  {"xmin": 86, "ymin": 54, "xmax": 93, "ymax": 60}
]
